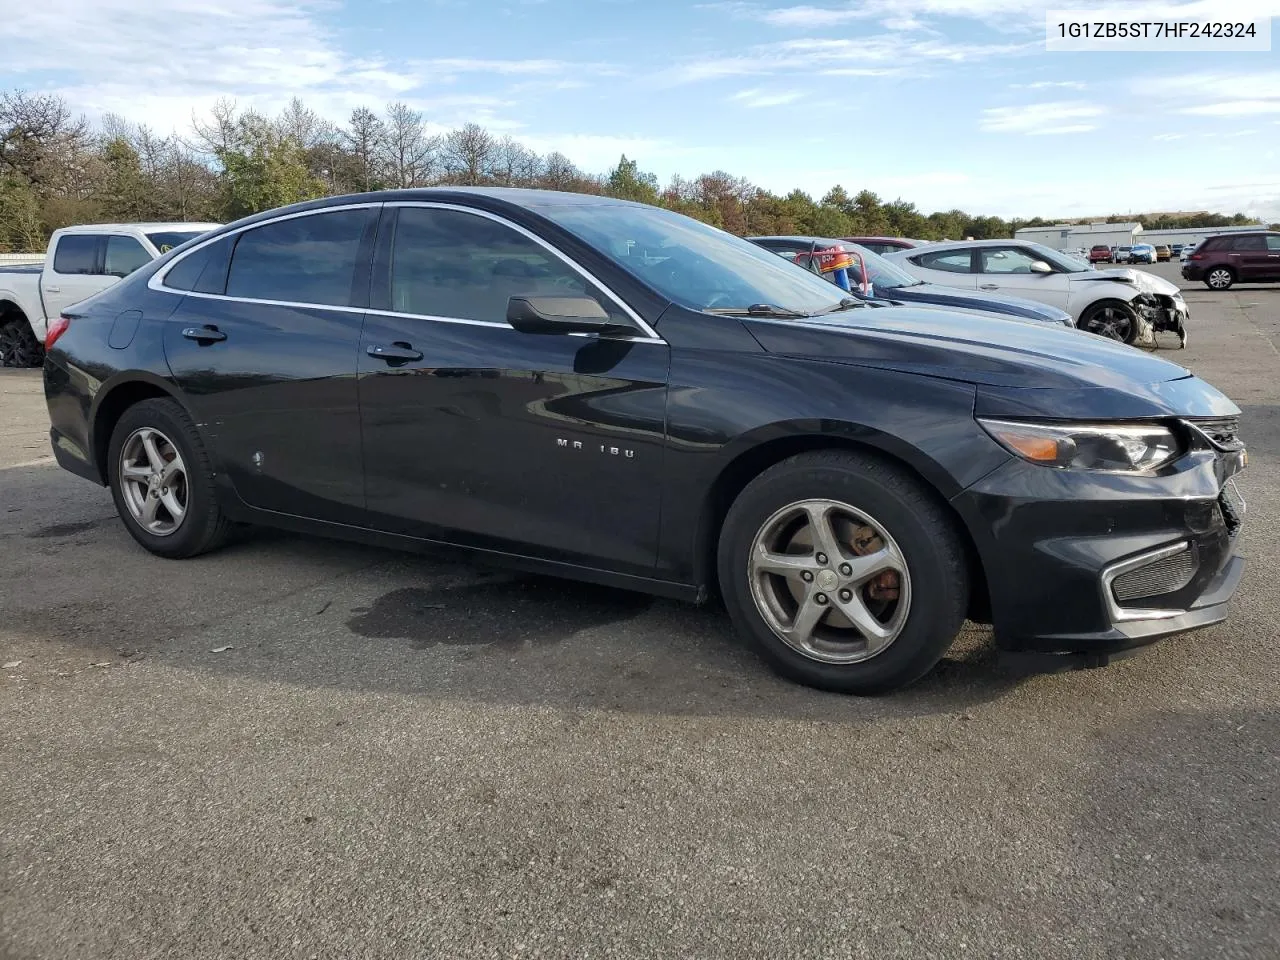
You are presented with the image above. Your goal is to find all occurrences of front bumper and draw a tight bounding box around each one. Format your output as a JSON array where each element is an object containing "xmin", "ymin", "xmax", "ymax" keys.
[{"xmin": 952, "ymin": 439, "xmax": 1245, "ymax": 663}]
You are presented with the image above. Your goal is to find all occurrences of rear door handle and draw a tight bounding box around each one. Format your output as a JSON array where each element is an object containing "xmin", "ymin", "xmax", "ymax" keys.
[
  {"xmin": 45, "ymin": 285, "xmax": 60, "ymax": 293},
  {"xmin": 979, "ymin": 283, "xmax": 999, "ymax": 290},
  {"xmin": 182, "ymin": 325, "xmax": 226, "ymax": 343},
  {"xmin": 367, "ymin": 342, "xmax": 423, "ymax": 362}
]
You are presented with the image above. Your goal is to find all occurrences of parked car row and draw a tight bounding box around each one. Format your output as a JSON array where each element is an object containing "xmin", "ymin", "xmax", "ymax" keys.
[
  {"xmin": 41, "ymin": 187, "xmax": 1247, "ymax": 696},
  {"xmin": 747, "ymin": 236, "xmax": 1075, "ymax": 328}
]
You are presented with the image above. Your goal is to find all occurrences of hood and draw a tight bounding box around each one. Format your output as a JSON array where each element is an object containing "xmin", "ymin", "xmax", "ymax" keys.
[
  {"xmin": 739, "ymin": 304, "xmax": 1244, "ymax": 419},
  {"xmin": 1079, "ymin": 267, "xmax": 1180, "ymax": 296},
  {"xmin": 889, "ymin": 283, "xmax": 1070, "ymax": 324}
]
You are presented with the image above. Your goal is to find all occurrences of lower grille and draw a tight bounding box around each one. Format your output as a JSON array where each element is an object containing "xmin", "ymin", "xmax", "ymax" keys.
[{"xmin": 1112, "ymin": 547, "xmax": 1198, "ymax": 603}]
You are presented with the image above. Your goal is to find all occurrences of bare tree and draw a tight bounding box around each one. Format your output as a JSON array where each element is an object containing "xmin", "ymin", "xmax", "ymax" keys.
[
  {"xmin": 382, "ymin": 102, "xmax": 439, "ymax": 188},
  {"xmin": 190, "ymin": 98, "xmax": 241, "ymax": 158},
  {"xmin": 441, "ymin": 123, "xmax": 496, "ymax": 185},
  {"xmin": 540, "ymin": 151, "xmax": 585, "ymax": 191},
  {"xmin": 344, "ymin": 107, "xmax": 387, "ymax": 192},
  {"xmin": 490, "ymin": 136, "xmax": 542, "ymax": 187},
  {"xmin": 0, "ymin": 90, "xmax": 92, "ymax": 192}
]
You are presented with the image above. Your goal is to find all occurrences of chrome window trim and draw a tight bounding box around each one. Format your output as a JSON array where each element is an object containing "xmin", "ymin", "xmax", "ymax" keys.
[
  {"xmin": 1099, "ymin": 540, "xmax": 1191, "ymax": 624},
  {"xmin": 385, "ymin": 201, "xmax": 662, "ymax": 341},
  {"xmin": 147, "ymin": 199, "xmax": 665, "ymax": 343},
  {"xmin": 146, "ymin": 201, "xmax": 383, "ymax": 297}
]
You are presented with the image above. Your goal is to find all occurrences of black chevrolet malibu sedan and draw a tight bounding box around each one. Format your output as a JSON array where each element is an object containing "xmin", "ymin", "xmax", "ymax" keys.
[{"xmin": 43, "ymin": 189, "xmax": 1247, "ymax": 694}]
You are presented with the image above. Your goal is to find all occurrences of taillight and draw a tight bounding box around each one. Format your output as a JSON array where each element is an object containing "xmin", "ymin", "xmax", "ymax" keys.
[
  {"xmin": 45, "ymin": 315, "xmax": 71, "ymax": 350},
  {"xmin": 1189, "ymin": 253, "xmax": 1204, "ymax": 261}
]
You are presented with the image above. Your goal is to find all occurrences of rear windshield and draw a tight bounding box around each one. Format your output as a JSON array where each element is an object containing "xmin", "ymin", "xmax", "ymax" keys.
[{"xmin": 146, "ymin": 231, "xmax": 209, "ymax": 254}]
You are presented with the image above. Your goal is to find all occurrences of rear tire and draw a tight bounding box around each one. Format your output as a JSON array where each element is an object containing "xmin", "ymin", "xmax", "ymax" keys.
[
  {"xmin": 107, "ymin": 398, "xmax": 233, "ymax": 559},
  {"xmin": 1204, "ymin": 267, "xmax": 1234, "ymax": 291},
  {"xmin": 717, "ymin": 450, "xmax": 969, "ymax": 695},
  {"xmin": 0, "ymin": 314, "xmax": 43, "ymax": 368}
]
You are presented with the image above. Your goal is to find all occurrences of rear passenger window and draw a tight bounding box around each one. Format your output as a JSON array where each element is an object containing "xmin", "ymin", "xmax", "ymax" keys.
[
  {"xmin": 104, "ymin": 236, "xmax": 152, "ymax": 277},
  {"xmin": 52, "ymin": 236, "xmax": 98, "ymax": 275},
  {"xmin": 387, "ymin": 207, "xmax": 626, "ymax": 324},
  {"xmin": 226, "ymin": 210, "xmax": 372, "ymax": 306},
  {"xmin": 915, "ymin": 250, "xmax": 972, "ymax": 274},
  {"xmin": 1267, "ymin": 236, "xmax": 1280, "ymax": 251},
  {"xmin": 163, "ymin": 237, "xmax": 233, "ymax": 294},
  {"xmin": 1231, "ymin": 235, "xmax": 1265, "ymax": 251}
]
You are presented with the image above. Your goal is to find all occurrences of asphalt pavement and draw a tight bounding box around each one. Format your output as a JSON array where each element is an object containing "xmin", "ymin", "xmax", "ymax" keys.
[{"xmin": 2, "ymin": 266, "xmax": 1279, "ymax": 959}]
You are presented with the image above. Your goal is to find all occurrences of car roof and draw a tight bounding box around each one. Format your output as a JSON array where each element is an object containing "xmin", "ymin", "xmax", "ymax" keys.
[
  {"xmin": 749, "ymin": 235, "xmax": 847, "ymax": 246},
  {"xmin": 57, "ymin": 222, "xmax": 223, "ymax": 234}
]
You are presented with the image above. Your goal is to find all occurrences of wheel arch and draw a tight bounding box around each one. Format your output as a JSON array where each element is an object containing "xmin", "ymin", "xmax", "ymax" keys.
[
  {"xmin": 90, "ymin": 373, "xmax": 191, "ymax": 482},
  {"xmin": 692, "ymin": 429, "xmax": 992, "ymax": 623}
]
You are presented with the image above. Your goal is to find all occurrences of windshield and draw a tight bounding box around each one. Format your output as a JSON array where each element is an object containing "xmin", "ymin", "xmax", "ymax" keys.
[
  {"xmin": 1023, "ymin": 242, "xmax": 1092, "ymax": 273},
  {"xmin": 842, "ymin": 244, "xmax": 920, "ymax": 289},
  {"xmin": 529, "ymin": 202, "xmax": 847, "ymax": 315},
  {"xmin": 146, "ymin": 231, "xmax": 209, "ymax": 254}
]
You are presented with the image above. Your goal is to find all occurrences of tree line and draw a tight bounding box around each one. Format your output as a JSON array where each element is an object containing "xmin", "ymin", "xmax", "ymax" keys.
[{"xmin": 0, "ymin": 89, "xmax": 1263, "ymax": 253}]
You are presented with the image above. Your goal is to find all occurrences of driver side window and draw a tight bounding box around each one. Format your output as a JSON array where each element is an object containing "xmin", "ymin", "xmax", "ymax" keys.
[
  {"xmin": 389, "ymin": 207, "xmax": 627, "ymax": 325},
  {"xmin": 979, "ymin": 247, "xmax": 1044, "ymax": 274}
]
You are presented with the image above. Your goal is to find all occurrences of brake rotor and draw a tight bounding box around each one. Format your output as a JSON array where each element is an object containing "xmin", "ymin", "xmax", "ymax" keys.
[{"xmin": 783, "ymin": 517, "xmax": 900, "ymax": 629}]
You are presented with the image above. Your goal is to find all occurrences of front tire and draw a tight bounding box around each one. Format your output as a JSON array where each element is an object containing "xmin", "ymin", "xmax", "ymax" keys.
[
  {"xmin": 717, "ymin": 450, "xmax": 969, "ymax": 695},
  {"xmin": 107, "ymin": 398, "xmax": 233, "ymax": 559},
  {"xmin": 1079, "ymin": 300, "xmax": 1140, "ymax": 344},
  {"xmin": 1205, "ymin": 267, "xmax": 1235, "ymax": 291}
]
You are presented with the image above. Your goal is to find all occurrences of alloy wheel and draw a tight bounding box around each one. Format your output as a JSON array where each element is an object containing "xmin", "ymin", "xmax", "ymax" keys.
[
  {"xmin": 1083, "ymin": 306, "xmax": 1133, "ymax": 342},
  {"xmin": 1207, "ymin": 269, "xmax": 1233, "ymax": 290},
  {"xmin": 747, "ymin": 498, "xmax": 912, "ymax": 664},
  {"xmin": 119, "ymin": 427, "xmax": 189, "ymax": 536}
]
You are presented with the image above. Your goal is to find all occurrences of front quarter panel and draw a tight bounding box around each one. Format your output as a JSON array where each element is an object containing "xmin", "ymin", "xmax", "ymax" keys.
[{"xmin": 654, "ymin": 307, "xmax": 1010, "ymax": 583}]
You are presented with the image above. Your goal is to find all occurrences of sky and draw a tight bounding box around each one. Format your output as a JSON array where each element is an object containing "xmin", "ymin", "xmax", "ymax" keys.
[{"xmin": 1, "ymin": 0, "xmax": 1278, "ymax": 221}]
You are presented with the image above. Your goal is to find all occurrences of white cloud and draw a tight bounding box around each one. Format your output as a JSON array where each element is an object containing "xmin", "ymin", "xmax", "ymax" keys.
[
  {"xmin": 1011, "ymin": 80, "xmax": 1086, "ymax": 90},
  {"xmin": 661, "ymin": 33, "xmax": 1033, "ymax": 85},
  {"xmin": 730, "ymin": 89, "xmax": 805, "ymax": 107},
  {"xmin": 980, "ymin": 100, "xmax": 1106, "ymax": 135},
  {"xmin": 1182, "ymin": 99, "xmax": 1280, "ymax": 117},
  {"xmin": 1153, "ymin": 133, "xmax": 1186, "ymax": 141},
  {"xmin": 738, "ymin": 0, "xmax": 1280, "ymax": 30}
]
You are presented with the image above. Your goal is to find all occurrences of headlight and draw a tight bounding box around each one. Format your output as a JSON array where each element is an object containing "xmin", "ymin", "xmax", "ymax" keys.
[{"xmin": 978, "ymin": 419, "xmax": 1181, "ymax": 472}]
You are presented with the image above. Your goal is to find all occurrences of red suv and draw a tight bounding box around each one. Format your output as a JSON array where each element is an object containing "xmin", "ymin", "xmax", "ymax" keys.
[
  {"xmin": 1088, "ymin": 244, "xmax": 1113, "ymax": 263},
  {"xmin": 1182, "ymin": 231, "xmax": 1280, "ymax": 290}
]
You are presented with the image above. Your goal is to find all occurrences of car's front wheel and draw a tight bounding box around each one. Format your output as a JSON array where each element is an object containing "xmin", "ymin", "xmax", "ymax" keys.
[
  {"xmin": 107, "ymin": 398, "xmax": 233, "ymax": 559},
  {"xmin": 1205, "ymin": 267, "xmax": 1235, "ymax": 291},
  {"xmin": 717, "ymin": 450, "xmax": 969, "ymax": 695},
  {"xmin": 1078, "ymin": 300, "xmax": 1140, "ymax": 344}
]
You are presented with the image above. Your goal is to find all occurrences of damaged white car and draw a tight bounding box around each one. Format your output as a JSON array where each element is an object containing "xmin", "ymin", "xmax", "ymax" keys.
[{"xmin": 885, "ymin": 240, "xmax": 1188, "ymax": 348}]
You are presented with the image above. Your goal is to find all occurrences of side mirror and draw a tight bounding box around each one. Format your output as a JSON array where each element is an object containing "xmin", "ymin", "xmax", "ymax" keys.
[
  {"xmin": 1030, "ymin": 260, "xmax": 1053, "ymax": 274},
  {"xmin": 506, "ymin": 296, "xmax": 635, "ymax": 336}
]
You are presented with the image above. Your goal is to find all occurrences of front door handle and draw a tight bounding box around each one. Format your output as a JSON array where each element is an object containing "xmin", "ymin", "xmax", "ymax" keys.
[
  {"xmin": 182, "ymin": 325, "xmax": 226, "ymax": 343},
  {"xmin": 367, "ymin": 342, "xmax": 423, "ymax": 362},
  {"xmin": 979, "ymin": 283, "xmax": 999, "ymax": 290},
  {"xmin": 45, "ymin": 285, "xmax": 61, "ymax": 293}
]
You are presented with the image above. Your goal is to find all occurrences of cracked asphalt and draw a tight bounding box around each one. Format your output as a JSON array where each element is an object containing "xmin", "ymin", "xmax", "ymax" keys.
[{"xmin": 2, "ymin": 263, "xmax": 1278, "ymax": 959}]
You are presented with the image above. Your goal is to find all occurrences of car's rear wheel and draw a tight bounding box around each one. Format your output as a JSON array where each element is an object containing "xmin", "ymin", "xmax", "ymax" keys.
[
  {"xmin": 1078, "ymin": 300, "xmax": 1139, "ymax": 344},
  {"xmin": 107, "ymin": 398, "xmax": 233, "ymax": 559},
  {"xmin": 717, "ymin": 450, "xmax": 969, "ymax": 695},
  {"xmin": 1205, "ymin": 267, "xmax": 1235, "ymax": 291}
]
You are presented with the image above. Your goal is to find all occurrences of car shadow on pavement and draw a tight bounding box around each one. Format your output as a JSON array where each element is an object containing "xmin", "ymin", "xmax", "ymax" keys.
[
  {"xmin": 3, "ymin": 462, "xmax": 1032, "ymax": 721},
  {"xmin": 166, "ymin": 546, "xmax": 1031, "ymax": 721}
]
